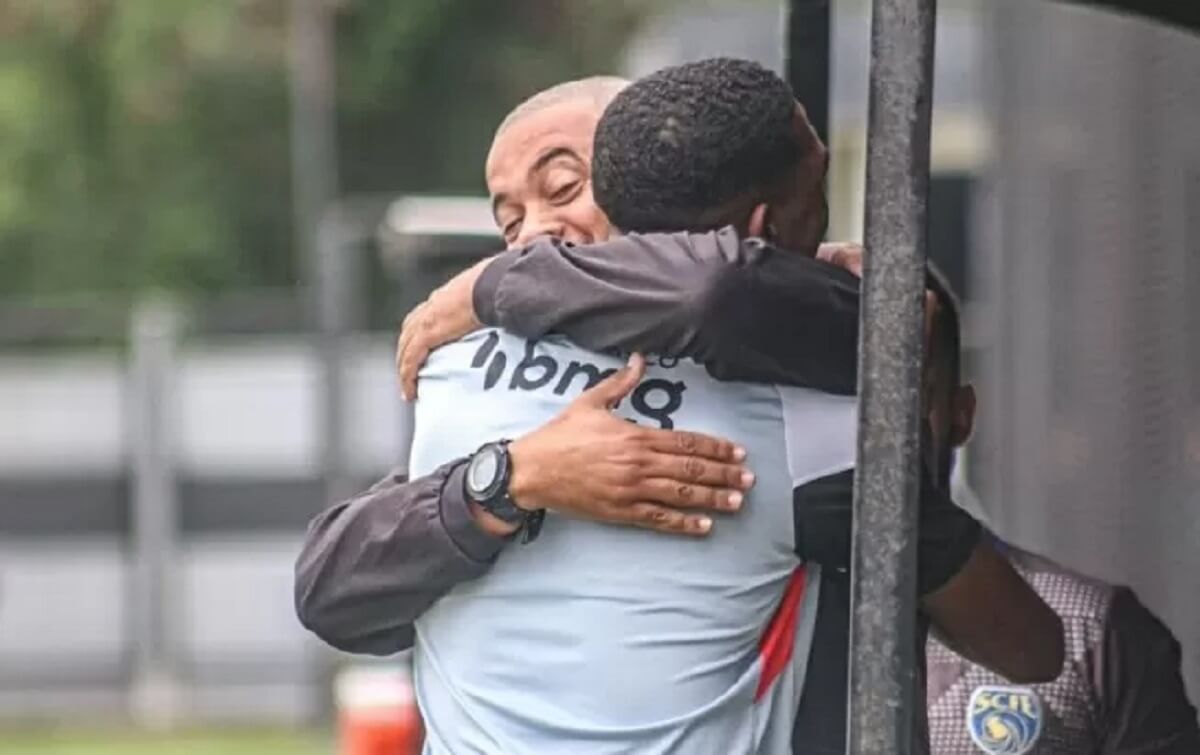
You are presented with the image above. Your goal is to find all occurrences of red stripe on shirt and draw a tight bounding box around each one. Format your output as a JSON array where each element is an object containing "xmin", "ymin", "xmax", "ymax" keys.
[{"xmin": 755, "ymin": 565, "xmax": 809, "ymax": 701}]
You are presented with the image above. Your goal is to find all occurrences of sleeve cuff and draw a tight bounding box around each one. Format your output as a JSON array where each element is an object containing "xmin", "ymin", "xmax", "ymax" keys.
[
  {"xmin": 916, "ymin": 457, "xmax": 984, "ymax": 596},
  {"xmin": 439, "ymin": 461, "xmax": 507, "ymax": 563},
  {"xmin": 917, "ymin": 501, "xmax": 983, "ymax": 596},
  {"xmin": 472, "ymin": 252, "xmax": 519, "ymax": 327}
]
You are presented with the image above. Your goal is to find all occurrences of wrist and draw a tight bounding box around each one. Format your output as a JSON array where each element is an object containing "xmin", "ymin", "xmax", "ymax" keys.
[
  {"xmin": 462, "ymin": 441, "xmax": 540, "ymax": 540},
  {"xmin": 469, "ymin": 500, "xmax": 521, "ymax": 537},
  {"xmin": 441, "ymin": 462, "xmax": 511, "ymax": 558},
  {"xmin": 506, "ymin": 436, "xmax": 542, "ymax": 512},
  {"xmin": 472, "ymin": 251, "xmax": 517, "ymax": 326}
]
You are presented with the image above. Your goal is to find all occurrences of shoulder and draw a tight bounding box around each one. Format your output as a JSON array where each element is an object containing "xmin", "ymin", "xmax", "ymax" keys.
[
  {"xmin": 613, "ymin": 226, "xmax": 747, "ymax": 265},
  {"xmin": 1103, "ymin": 586, "xmax": 1181, "ymax": 649},
  {"xmin": 1004, "ymin": 547, "xmax": 1117, "ymax": 624},
  {"xmin": 777, "ymin": 386, "xmax": 858, "ymax": 486}
]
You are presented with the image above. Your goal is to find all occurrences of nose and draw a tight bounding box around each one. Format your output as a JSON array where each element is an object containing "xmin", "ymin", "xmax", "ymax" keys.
[{"xmin": 514, "ymin": 211, "xmax": 566, "ymax": 247}]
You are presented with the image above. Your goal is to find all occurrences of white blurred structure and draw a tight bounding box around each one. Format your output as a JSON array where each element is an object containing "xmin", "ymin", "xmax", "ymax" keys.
[{"xmin": 0, "ymin": 326, "xmax": 405, "ymax": 724}]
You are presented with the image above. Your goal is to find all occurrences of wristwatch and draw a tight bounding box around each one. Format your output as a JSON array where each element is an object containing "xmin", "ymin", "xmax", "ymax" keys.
[{"xmin": 463, "ymin": 440, "xmax": 545, "ymax": 542}]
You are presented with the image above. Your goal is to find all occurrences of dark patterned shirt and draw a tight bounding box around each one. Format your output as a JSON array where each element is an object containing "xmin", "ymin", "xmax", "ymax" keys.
[{"xmin": 927, "ymin": 547, "xmax": 1199, "ymax": 754}]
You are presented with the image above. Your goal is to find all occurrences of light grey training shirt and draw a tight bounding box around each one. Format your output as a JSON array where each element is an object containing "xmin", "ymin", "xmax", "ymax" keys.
[{"xmin": 409, "ymin": 329, "xmax": 857, "ymax": 754}]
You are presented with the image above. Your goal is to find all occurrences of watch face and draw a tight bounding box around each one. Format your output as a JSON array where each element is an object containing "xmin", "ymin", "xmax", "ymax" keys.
[{"xmin": 468, "ymin": 447, "xmax": 500, "ymax": 496}]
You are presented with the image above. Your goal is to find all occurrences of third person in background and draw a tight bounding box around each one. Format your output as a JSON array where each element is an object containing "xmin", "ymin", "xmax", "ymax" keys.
[{"xmin": 918, "ymin": 267, "xmax": 1200, "ymax": 755}]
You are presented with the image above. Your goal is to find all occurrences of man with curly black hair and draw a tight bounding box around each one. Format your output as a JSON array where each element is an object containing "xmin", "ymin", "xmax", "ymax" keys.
[{"xmin": 591, "ymin": 57, "xmax": 827, "ymax": 252}]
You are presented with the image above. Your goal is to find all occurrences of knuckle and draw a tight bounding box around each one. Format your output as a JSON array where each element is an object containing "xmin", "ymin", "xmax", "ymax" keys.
[
  {"xmin": 615, "ymin": 466, "xmax": 641, "ymax": 487},
  {"xmin": 634, "ymin": 444, "xmax": 658, "ymax": 463},
  {"xmin": 627, "ymin": 447, "xmax": 651, "ymax": 467},
  {"xmin": 628, "ymin": 430, "xmax": 654, "ymax": 449},
  {"xmin": 626, "ymin": 503, "xmax": 653, "ymax": 522},
  {"xmin": 633, "ymin": 505, "xmax": 681, "ymax": 531},
  {"xmin": 615, "ymin": 488, "xmax": 639, "ymax": 506},
  {"xmin": 675, "ymin": 483, "xmax": 694, "ymax": 502},
  {"xmin": 656, "ymin": 513, "xmax": 686, "ymax": 532},
  {"xmin": 676, "ymin": 433, "xmax": 698, "ymax": 453},
  {"xmin": 683, "ymin": 457, "xmax": 704, "ymax": 481}
]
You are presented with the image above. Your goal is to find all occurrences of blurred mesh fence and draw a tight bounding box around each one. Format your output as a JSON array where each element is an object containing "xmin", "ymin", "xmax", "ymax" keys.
[
  {"xmin": 971, "ymin": 0, "xmax": 1200, "ymax": 700},
  {"xmin": 0, "ymin": 209, "xmax": 496, "ymax": 725}
]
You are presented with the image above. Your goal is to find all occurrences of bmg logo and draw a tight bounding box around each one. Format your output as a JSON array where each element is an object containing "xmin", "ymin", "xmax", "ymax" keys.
[
  {"xmin": 471, "ymin": 332, "xmax": 686, "ymax": 429},
  {"xmin": 966, "ymin": 685, "xmax": 1043, "ymax": 755}
]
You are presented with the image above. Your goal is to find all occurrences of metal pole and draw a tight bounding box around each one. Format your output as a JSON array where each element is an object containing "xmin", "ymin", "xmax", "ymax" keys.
[
  {"xmin": 315, "ymin": 200, "xmax": 384, "ymax": 501},
  {"xmin": 847, "ymin": 0, "xmax": 937, "ymax": 750},
  {"xmin": 289, "ymin": 0, "xmax": 343, "ymax": 500},
  {"xmin": 289, "ymin": 0, "xmax": 337, "ymax": 280},
  {"xmin": 290, "ymin": 0, "xmax": 340, "ymax": 724},
  {"xmin": 128, "ymin": 298, "xmax": 182, "ymax": 731},
  {"xmin": 785, "ymin": 0, "xmax": 832, "ymax": 145},
  {"xmin": 315, "ymin": 195, "xmax": 392, "ymax": 496}
]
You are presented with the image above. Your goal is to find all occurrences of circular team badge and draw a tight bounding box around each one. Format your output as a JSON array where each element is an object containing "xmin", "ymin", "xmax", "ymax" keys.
[{"xmin": 966, "ymin": 685, "xmax": 1043, "ymax": 755}]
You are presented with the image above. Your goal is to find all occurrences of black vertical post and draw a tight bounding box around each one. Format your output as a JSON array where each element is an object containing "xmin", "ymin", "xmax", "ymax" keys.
[
  {"xmin": 785, "ymin": 0, "xmax": 831, "ymax": 145},
  {"xmin": 847, "ymin": 0, "xmax": 937, "ymax": 752}
]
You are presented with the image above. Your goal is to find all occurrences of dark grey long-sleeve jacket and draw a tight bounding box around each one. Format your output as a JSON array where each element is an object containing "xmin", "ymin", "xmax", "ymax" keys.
[{"xmin": 294, "ymin": 230, "xmax": 977, "ymax": 656}]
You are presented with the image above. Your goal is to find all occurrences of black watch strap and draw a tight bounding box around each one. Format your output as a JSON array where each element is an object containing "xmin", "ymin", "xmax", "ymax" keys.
[
  {"xmin": 520, "ymin": 509, "xmax": 546, "ymax": 544},
  {"xmin": 464, "ymin": 441, "xmax": 545, "ymax": 543}
]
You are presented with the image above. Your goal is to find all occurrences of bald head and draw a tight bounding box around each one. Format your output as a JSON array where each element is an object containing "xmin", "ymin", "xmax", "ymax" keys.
[
  {"xmin": 493, "ymin": 76, "xmax": 629, "ymax": 145},
  {"xmin": 486, "ymin": 77, "xmax": 628, "ymax": 248}
]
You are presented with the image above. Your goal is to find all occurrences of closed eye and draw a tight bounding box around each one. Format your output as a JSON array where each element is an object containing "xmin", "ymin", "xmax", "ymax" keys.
[{"xmin": 549, "ymin": 180, "xmax": 582, "ymax": 204}]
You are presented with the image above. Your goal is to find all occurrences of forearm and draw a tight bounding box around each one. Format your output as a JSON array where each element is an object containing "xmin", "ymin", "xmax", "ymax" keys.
[
  {"xmin": 695, "ymin": 241, "xmax": 859, "ymax": 394},
  {"xmin": 473, "ymin": 231, "xmax": 859, "ymax": 394},
  {"xmin": 922, "ymin": 541, "xmax": 1064, "ymax": 683},
  {"xmin": 791, "ymin": 460, "xmax": 981, "ymax": 577},
  {"xmin": 293, "ymin": 461, "xmax": 505, "ymax": 655},
  {"xmin": 907, "ymin": 455, "xmax": 1065, "ymax": 682},
  {"xmin": 474, "ymin": 230, "xmax": 734, "ymax": 355}
]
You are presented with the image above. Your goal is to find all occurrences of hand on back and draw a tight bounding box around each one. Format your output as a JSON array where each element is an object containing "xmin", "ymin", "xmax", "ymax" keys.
[
  {"xmin": 817, "ymin": 241, "xmax": 939, "ymax": 364},
  {"xmin": 504, "ymin": 354, "xmax": 754, "ymax": 536},
  {"xmin": 397, "ymin": 258, "xmax": 489, "ymax": 400}
]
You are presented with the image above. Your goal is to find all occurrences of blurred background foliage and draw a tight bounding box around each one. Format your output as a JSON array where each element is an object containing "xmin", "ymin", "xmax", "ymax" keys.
[{"xmin": 0, "ymin": 0, "xmax": 650, "ymax": 301}]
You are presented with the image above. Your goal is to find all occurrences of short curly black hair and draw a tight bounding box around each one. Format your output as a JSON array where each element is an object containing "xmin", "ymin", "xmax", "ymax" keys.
[{"xmin": 592, "ymin": 57, "xmax": 806, "ymax": 233}]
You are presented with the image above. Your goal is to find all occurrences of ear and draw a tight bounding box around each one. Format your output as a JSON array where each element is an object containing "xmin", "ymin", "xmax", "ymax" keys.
[
  {"xmin": 949, "ymin": 384, "xmax": 977, "ymax": 447},
  {"xmin": 746, "ymin": 203, "xmax": 770, "ymax": 239}
]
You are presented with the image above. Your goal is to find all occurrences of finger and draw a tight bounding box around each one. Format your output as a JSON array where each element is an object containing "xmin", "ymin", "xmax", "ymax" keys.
[
  {"xmin": 639, "ymin": 427, "xmax": 746, "ymax": 463},
  {"xmin": 623, "ymin": 503, "xmax": 713, "ymax": 537},
  {"xmin": 397, "ymin": 332, "xmax": 414, "ymax": 400},
  {"xmin": 816, "ymin": 242, "xmax": 864, "ymax": 278},
  {"xmin": 638, "ymin": 453, "xmax": 754, "ymax": 491},
  {"xmin": 575, "ymin": 353, "xmax": 646, "ymax": 410},
  {"xmin": 396, "ymin": 320, "xmax": 413, "ymax": 382},
  {"xmin": 400, "ymin": 339, "xmax": 429, "ymax": 402},
  {"xmin": 815, "ymin": 242, "xmax": 843, "ymax": 264},
  {"xmin": 396, "ymin": 306, "xmax": 425, "ymax": 393},
  {"xmin": 634, "ymin": 477, "xmax": 742, "ymax": 513}
]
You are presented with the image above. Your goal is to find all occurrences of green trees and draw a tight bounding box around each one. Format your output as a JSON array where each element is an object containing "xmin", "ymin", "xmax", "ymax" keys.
[{"xmin": 0, "ymin": 0, "xmax": 645, "ymax": 300}]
